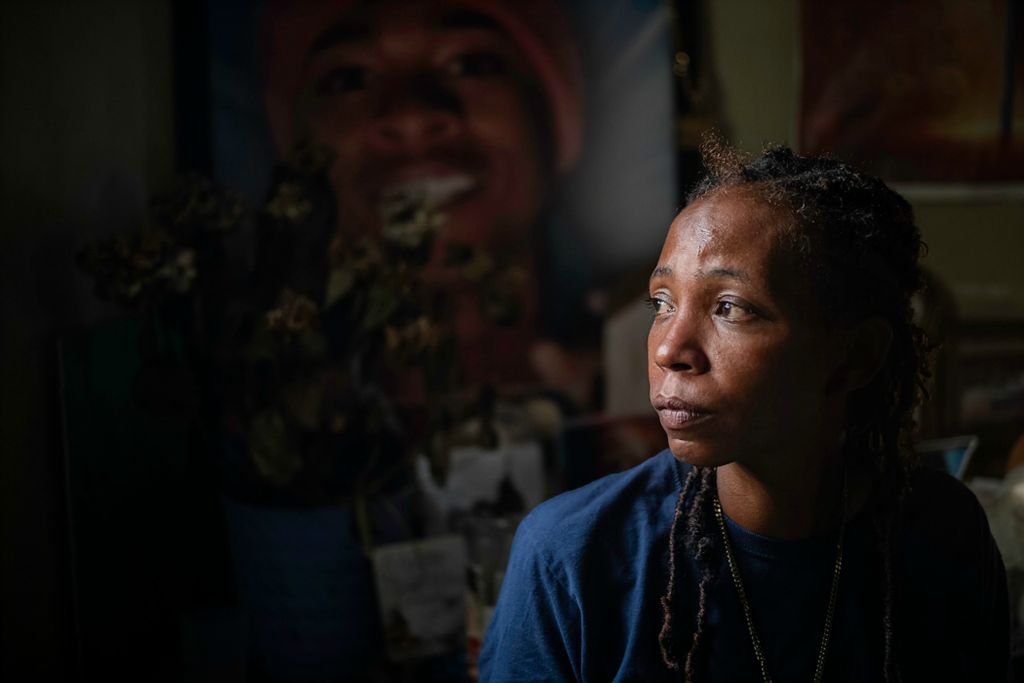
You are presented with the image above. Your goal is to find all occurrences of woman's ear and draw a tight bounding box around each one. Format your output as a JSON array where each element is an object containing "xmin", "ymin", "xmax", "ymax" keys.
[{"xmin": 827, "ymin": 316, "xmax": 893, "ymax": 395}]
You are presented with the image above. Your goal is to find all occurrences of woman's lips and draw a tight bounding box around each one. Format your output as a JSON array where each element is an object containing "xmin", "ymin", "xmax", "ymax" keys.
[{"xmin": 652, "ymin": 396, "xmax": 713, "ymax": 431}]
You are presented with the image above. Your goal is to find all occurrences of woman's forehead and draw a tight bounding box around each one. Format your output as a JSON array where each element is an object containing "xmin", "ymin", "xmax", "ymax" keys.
[
  {"xmin": 662, "ymin": 190, "xmax": 790, "ymax": 269},
  {"xmin": 656, "ymin": 190, "xmax": 823, "ymax": 317}
]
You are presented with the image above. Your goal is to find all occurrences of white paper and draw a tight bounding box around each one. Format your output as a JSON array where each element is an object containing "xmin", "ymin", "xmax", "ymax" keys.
[{"xmin": 371, "ymin": 535, "xmax": 468, "ymax": 661}]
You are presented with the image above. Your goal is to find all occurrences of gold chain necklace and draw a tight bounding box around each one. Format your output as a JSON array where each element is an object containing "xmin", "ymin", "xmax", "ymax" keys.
[{"xmin": 712, "ymin": 470, "xmax": 848, "ymax": 683}]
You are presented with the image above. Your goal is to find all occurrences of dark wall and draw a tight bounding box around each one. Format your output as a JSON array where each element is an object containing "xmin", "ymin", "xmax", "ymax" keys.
[{"xmin": 0, "ymin": 1, "xmax": 175, "ymax": 677}]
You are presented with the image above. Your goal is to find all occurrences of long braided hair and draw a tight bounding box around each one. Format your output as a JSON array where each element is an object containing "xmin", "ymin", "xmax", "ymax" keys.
[{"xmin": 657, "ymin": 141, "xmax": 933, "ymax": 682}]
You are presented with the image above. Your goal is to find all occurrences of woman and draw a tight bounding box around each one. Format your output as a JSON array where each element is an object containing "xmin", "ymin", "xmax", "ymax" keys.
[{"xmin": 478, "ymin": 144, "xmax": 1010, "ymax": 681}]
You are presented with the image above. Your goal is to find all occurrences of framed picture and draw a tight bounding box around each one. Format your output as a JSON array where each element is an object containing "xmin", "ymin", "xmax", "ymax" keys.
[
  {"xmin": 166, "ymin": 1, "xmax": 683, "ymax": 678},
  {"xmin": 799, "ymin": 0, "xmax": 1024, "ymax": 195}
]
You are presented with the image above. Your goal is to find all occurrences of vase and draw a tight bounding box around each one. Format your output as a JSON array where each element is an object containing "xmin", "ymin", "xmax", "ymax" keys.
[{"xmin": 222, "ymin": 492, "xmax": 413, "ymax": 682}]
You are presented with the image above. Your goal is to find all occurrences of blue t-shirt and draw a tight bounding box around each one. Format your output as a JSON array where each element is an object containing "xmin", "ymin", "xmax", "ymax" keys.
[{"xmin": 479, "ymin": 449, "xmax": 1010, "ymax": 682}]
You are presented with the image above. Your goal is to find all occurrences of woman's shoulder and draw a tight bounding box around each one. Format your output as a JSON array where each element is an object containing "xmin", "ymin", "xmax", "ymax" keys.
[
  {"xmin": 514, "ymin": 448, "xmax": 683, "ymax": 561},
  {"xmin": 903, "ymin": 466, "xmax": 985, "ymax": 519},
  {"xmin": 894, "ymin": 469, "xmax": 1011, "ymax": 678},
  {"xmin": 900, "ymin": 465, "xmax": 997, "ymax": 561}
]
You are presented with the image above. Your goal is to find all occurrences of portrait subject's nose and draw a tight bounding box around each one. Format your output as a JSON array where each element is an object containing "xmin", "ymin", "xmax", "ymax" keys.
[
  {"xmin": 652, "ymin": 309, "xmax": 710, "ymax": 375},
  {"xmin": 368, "ymin": 75, "xmax": 462, "ymax": 153}
]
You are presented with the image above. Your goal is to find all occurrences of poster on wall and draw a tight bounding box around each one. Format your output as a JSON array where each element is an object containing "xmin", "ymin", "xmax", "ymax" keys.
[
  {"xmin": 200, "ymin": 0, "xmax": 679, "ymax": 398},
  {"xmin": 799, "ymin": 0, "xmax": 1024, "ymax": 184}
]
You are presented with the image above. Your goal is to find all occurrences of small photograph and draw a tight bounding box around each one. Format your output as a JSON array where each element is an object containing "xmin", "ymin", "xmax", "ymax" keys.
[{"xmin": 371, "ymin": 535, "xmax": 469, "ymax": 661}]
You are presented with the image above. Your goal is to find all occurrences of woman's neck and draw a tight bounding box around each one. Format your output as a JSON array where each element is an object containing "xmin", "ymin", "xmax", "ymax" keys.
[{"xmin": 715, "ymin": 450, "xmax": 871, "ymax": 540}]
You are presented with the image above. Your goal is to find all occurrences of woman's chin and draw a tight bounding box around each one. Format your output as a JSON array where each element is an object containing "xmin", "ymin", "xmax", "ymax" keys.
[{"xmin": 667, "ymin": 439, "xmax": 733, "ymax": 469}]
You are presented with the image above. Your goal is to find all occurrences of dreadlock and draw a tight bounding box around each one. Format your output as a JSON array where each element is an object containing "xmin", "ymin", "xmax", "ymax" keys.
[{"xmin": 658, "ymin": 139, "xmax": 932, "ymax": 682}]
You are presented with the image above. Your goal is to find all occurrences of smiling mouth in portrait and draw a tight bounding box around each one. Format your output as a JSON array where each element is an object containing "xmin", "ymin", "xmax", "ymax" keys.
[
  {"xmin": 378, "ymin": 170, "xmax": 478, "ymax": 216},
  {"xmin": 360, "ymin": 148, "xmax": 489, "ymax": 222}
]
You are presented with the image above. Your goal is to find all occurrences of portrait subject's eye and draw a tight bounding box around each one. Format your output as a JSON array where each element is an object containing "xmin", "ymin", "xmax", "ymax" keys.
[
  {"xmin": 316, "ymin": 65, "xmax": 371, "ymax": 95},
  {"xmin": 714, "ymin": 299, "xmax": 755, "ymax": 322},
  {"xmin": 446, "ymin": 51, "xmax": 507, "ymax": 78}
]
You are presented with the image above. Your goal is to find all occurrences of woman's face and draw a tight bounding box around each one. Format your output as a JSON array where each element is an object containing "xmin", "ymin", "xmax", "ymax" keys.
[
  {"xmin": 647, "ymin": 189, "xmax": 846, "ymax": 469},
  {"xmin": 297, "ymin": 0, "xmax": 549, "ymax": 251}
]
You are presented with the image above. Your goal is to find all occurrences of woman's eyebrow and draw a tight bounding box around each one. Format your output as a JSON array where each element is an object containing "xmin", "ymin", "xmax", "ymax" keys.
[
  {"xmin": 649, "ymin": 265, "xmax": 673, "ymax": 281},
  {"xmin": 697, "ymin": 267, "xmax": 749, "ymax": 282},
  {"xmin": 649, "ymin": 266, "xmax": 750, "ymax": 282}
]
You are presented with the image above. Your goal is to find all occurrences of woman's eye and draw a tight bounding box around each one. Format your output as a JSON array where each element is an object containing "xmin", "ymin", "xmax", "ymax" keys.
[
  {"xmin": 645, "ymin": 296, "xmax": 670, "ymax": 315},
  {"xmin": 715, "ymin": 300, "xmax": 753, "ymax": 321},
  {"xmin": 447, "ymin": 51, "xmax": 507, "ymax": 78},
  {"xmin": 316, "ymin": 66, "xmax": 370, "ymax": 95}
]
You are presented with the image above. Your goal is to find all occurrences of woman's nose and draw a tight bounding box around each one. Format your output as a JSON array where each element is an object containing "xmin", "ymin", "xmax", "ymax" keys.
[
  {"xmin": 650, "ymin": 310, "xmax": 710, "ymax": 374},
  {"xmin": 368, "ymin": 75, "xmax": 463, "ymax": 153}
]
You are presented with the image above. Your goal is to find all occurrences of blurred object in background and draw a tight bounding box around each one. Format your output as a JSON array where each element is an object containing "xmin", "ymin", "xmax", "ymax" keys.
[
  {"xmin": 913, "ymin": 267, "xmax": 960, "ymax": 439},
  {"xmin": 558, "ymin": 413, "xmax": 666, "ymax": 492},
  {"xmin": 372, "ymin": 535, "xmax": 468, "ymax": 663},
  {"xmin": 968, "ymin": 434, "xmax": 1024, "ymax": 667},
  {"xmin": 800, "ymin": 0, "xmax": 1024, "ymax": 182},
  {"xmin": 915, "ymin": 435, "xmax": 978, "ymax": 480},
  {"xmin": 961, "ymin": 373, "xmax": 1024, "ymax": 425},
  {"xmin": 602, "ymin": 286, "xmax": 657, "ymax": 418},
  {"xmin": 670, "ymin": 0, "xmax": 716, "ymax": 194},
  {"xmin": 948, "ymin": 320, "xmax": 1024, "ymax": 478}
]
